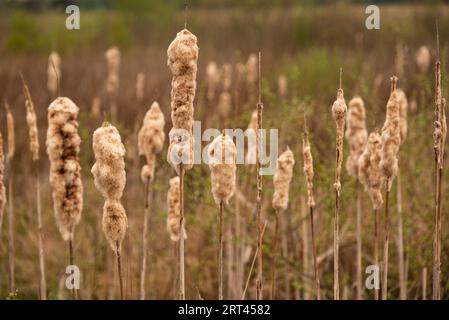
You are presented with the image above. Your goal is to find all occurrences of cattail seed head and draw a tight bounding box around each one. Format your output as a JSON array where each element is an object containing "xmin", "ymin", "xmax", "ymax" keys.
[
  {"xmin": 272, "ymin": 147, "xmax": 295, "ymax": 212},
  {"xmin": 345, "ymin": 96, "xmax": 368, "ymax": 178},
  {"xmin": 4, "ymin": 102, "xmax": 15, "ymax": 162},
  {"xmin": 278, "ymin": 74, "xmax": 288, "ymax": 98},
  {"xmin": 416, "ymin": 46, "xmax": 431, "ymax": 73},
  {"xmin": 92, "ymin": 122, "xmax": 128, "ymax": 253},
  {"xmin": 136, "ymin": 72, "xmax": 145, "ymax": 102},
  {"xmin": 46, "ymin": 97, "xmax": 83, "ymax": 241},
  {"xmin": 222, "ymin": 63, "xmax": 232, "ymax": 92},
  {"xmin": 332, "ymin": 88, "xmax": 347, "ymax": 194},
  {"xmin": 167, "ymin": 29, "xmax": 198, "ymax": 173},
  {"xmin": 396, "ymin": 89, "xmax": 408, "ymax": 142},
  {"xmin": 302, "ymin": 131, "xmax": 315, "ymax": 208},
  {"xmin": 380, "ymin": 76, "xmax": 401, "ymax": 190},
  {"xmin": 208, "ymin": 134, "xmax": 237, "ymax": 206},
  {"xmin": 23, "ymin": 83, "xmax": 40, "ymax": 161},
  {"xmin": 105, "ymin": 46, "xmax": 120, "ymax": 95},
  {"xmin": 138, "ymin": 102, "xmax": 166, "ymax": 182},
  {"xmin": 358, "ymin": 132, "xmax": 383, "ymax": 210},
  {"xmin": 47, "ymin": 51, "xmax": 61, "ymax": 95},
  {"xmin": 246, "ymin": 53, "xmax": 258, "ymax": 88},
  {"xmin": 167, "ymin": 176, "xmax": 186, "ymax": 241},
  {"xmin": 206, "ymin": 61, "xmax": 220, "ymax": 101}
]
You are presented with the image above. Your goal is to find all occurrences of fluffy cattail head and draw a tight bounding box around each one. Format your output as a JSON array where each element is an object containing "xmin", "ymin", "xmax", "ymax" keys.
[
  {"xmin": 302, "ymin": 131, "xmax": 315, "ymax": 208},
  {"xmin": 91, "ymin": 123, "xmax": 126, "ymax": 200},
  {"xmin": 278, "ymin": 74, "xmax": 288, "ymax": 98},
  {"xmin": 138, "ymin": 102, "xmax": 166, "ymax": 182},
  {"xmin": 246, "ymin": 53, "xmax": 258, "ymax": 87},
  {"xmin": 4, "ymin": 102, "xmax": 15, "ymax": 162},
  {"xmin": 23, "ymin": 83, "xmax": 40, "ymax": 161},
  {"xmin": 396, "ymin": 89, "xmax": 408, "ymax": 142},
  {"xmin": 91, "ymin": 122, "xmax": 127, "ymax": 253},
  {"xmin": 208, "ymin": 134, "xmax": 237, "ymax": 206},
  {"xmin": 380, "ymin": 76, "xmax": 401, "ymax": 190},
  {"xmin": 47, "ymin": 51, "xmax": 61, "ymax": 95},
  {"xmin": 272, "ymin": 147, "xmax": 295, "ymax": 212},
  {"xmin": 332, "ymin": 88, "xmax": 347, "ymax": 194},
  {"xmin": 222, "ymin": 63, "xmax": 232, "ymax": 92},
  {"xmin": 105, "ymin": 46, "xmax": 120, "ymax": 95},
  {"xmin": 345, "ymin": 96, "xmax": 368, "ymax": 178},
  {"xmin": 167, "ymin": 29, "xmax": 198, "ymax": 173},
  {"xmin": 46, "ymin": 97, "xmax": 83, "ymax": 241},
  {"xmin": 206, "ymin": 61, "xmax": 220, "ymax": 101},
  {"xmin": 416, "ymin": 46, "xmax": 431, "ymax": 73},
  {"xmin": 166, "ymin": 176, "xmax": 186, "ymax": 241},
  {"xmin": 136, "ymin": 72, "xmax": 145, "ymax": 102},
  {"xmin": 358, "ymin": 131, "xmax": 383, "ymax": 209}
]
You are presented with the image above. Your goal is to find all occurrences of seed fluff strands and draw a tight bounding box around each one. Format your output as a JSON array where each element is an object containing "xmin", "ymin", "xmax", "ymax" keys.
[
  {"xmin": 137, "ymin": 101, "xmax": 165, "ymax": 300},
  {"xmin": 303, "ymin": 127, "xmax": 321, "ymax": 299},
  {"xmin": 358, "ymin": 131, "xmax": 383, "ymax": 299},
  {"xmin": 167, "ymin": 28, "xmax": 198, "ymax": 300},
  {"xmin": 47, "ymin": 51, "xmax": 61, "ymax": 96},
  {"xmin": 91, "ymin": 122, "xmax": 128, "ymax": 299},
  {"xmin": 46, "ymin": 97, "xmax": 83, "ymax": 299},
  {"xmin": 208, "ymin": 133, "xmax": 237, "ymax": 300},
  {"xmin": 22, "ymin": 76, "xmax": 46, "ymax": 299},
  {"xmin": 345, "ymin": 96, "xmax": 367, "ymax": 300},
  {"xmin": 167, "ymin": 176, "xmax": 186, "ymax": 242},
  {"xmin": 271, "ymin": 147, "xmax": 294, "ymax": 299},
  {"xmin": 380, "ymin": 76, "xmax": 400, "ymax": 300},
  {"xmin": 331, "ymin": 69, "xmax": 347, "ymax": 300}
]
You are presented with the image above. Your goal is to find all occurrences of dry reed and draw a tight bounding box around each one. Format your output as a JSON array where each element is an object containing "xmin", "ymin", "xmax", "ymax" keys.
[
  {"xmin": 206, "ymin": 61, "xmax": 219, "ymax": 101},
  {"xmin": 136, "ymin": 72, "xmax": 145, "ymax": 103},
  {"xmin": 271, "ymin": 147, "xmax": 294, "ymax": 299},
  {"xmin": 92, "ymin": 122, "xmax": 128, "ymax": 299},
  {"xmin": 345, "ymin": 96, "xmax": 367, "ymax": 300},
  {"xmin": 380, "ymin": 76, "xmax": 400, "ymax": 300},
  {"xmin": 331, "ymin": 69, "xmax": 347, "ymax": 300},
  {"xmin": 208, "ymin": 133, "xmax": 237, "ymax": 299},
  {"xmin": 167, "ymin": 28, "xmax": 198, "ymax": 300},
  {"xmin": 277, "ymin": 75, "xmax": 288, "ymax": 99},
  {"xmin": 416, "ymin": 46, "xmax": 431, "ymax": 73},
  {"xmin": 46, "ymin": 97, "xmax": 83, "ymax": 299},
  {"xmin": 137, "ymin": 101, "xmax": 165, "ymax": 300},
  {"xmin": 105, "ymin": 46, "xmax": 120, "ymax": 120},
  {"xmin": 302, "ymin": 127, "xmax": 321, "ymax": 299},
  {"xmin": 0, "ymin": 133, "xmax": 5, "ymax": 241}
]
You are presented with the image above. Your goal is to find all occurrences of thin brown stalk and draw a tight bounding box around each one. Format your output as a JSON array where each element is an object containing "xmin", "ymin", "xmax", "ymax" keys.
[
  {"xmin": 397, "ymin": 170, "xmax": 406, "ymax": 300},
  {"xmin": 116, "ymin": 242, "xmax": 124, "ymax": 300},
  {"xmin": 333, "ymin": 189, "xmax": 340, "ymax": 300},
  {"xmin": 140, "ymin": 179, "xmax": 151, "ymax": 300},
  {"xmin": 219, "ymin": 201, "xmax": 224, "ymax": 300},
  {"xmin": 179, "ymin": 165, "xmax": 186, "ymax": 300},
  {"xmin": 356, "ymin": 183, "xmax": 362, "ymax": 300},
  {"xmin": 241, "ymin": 220, "xmax": 268, "ymax": 300},
  {"xmin": 374, "ymin": 209, "xmax": 379, "ymax": 300},
  {"xmin": 382, "ymin": 178, "xmax": 390, "ymax": 300},
  {"xmin": 35, "ymin": 167, "xmax": 46, "ymax": 300},
  {"xmin": 309, "ymin": 206, "xmax": 321, "ymax": 300},
  {"xmin": 270, "ymin": 211, "xmax": 280, "ymax": 299},
  {"xmin": 422, "ymin": 267, "xmax": 427, "ymax": 300},
  {"xmin": 255, "ymin": 51, "xmax": 264, "ymax": 300},
  {"xmin": 8, "ymin": 175, "xmax": 14, "ymax": 294},
  {"xmin": 68, "ymin": 238, "xmax": 77, "ymax": 300}
]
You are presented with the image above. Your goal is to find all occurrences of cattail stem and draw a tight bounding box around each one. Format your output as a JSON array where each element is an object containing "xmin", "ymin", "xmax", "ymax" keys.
[
  {"xmin": 270, "ymin": 211, "xmax": 280, "ymax": 300},
  {"xmin": 7, "ymin": 174, "xmax": 14, "ymax": 294},
  {"xmin": 333, "ymin": 188, "xmax": 340, "ymax": 300},
  {"xmin": 422, "ymin": 267, "xmax": 427, "ymax": 300},
  {"xmin": 241, "ymin": 220, "xmax": 268, "ymax": 300},
  {"xmin": 309, "ymin": 206, "xmax": 321, "ymax": 300},
  {"xmin": 356, "ymin": 183, "xmax": 362, "ymax": 300},
  {"xmin": 35, "ymin": 166, "xmax": 46, "ymax": 300},
  {"xmin": 68, "ymin": 238, "xmax": 77, "ymax": 300},
  {"xmin": 382, "ymin": 179, "xmax": 390, "ymax": 300},
  {"xmin": 218, "ymin": 201, "xmax": 224, "ymax": 300},
  {"xmin": 397, "ymin": 170, "xmax": 406, "ymax": 300},
  {"xmin": 374, "ymin": 209, "xmax": 379, "ymax": 300},
  {"xmin": 116, "ymin": 242, "xmax": 124, "ymax": 300},
  {"xmin": 140, "ymin": 179, "xmax": 151, "ymax": 300},
  {"xmin": 179, "ymin": 166, "xmax": 185, "ymax": 300}
]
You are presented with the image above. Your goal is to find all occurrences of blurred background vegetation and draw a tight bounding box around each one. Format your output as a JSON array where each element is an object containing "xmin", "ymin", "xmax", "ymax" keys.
[{"xmin": 0, "ymin": 0, "xmax": 448, "ymax": 300}]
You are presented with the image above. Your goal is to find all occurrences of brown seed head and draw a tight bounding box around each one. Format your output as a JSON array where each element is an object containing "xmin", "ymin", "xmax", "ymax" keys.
[{"xmin": 272, "ymin": 147, "xmax": 295, "ymax": 212}]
